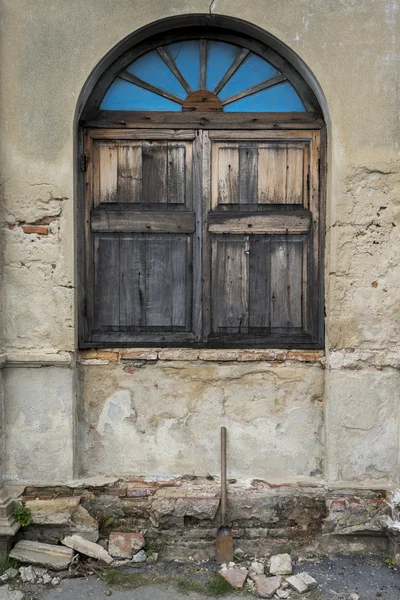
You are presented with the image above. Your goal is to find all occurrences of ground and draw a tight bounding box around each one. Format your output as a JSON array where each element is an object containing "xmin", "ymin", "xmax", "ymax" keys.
[{"xmin": 5, "ymin": 555, "xmax": 400, "ymax": 600}]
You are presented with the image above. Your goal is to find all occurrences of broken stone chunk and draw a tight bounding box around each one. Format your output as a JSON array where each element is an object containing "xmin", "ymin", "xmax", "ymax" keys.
[
  {"xmin": 250, "ymin": 560, "xmax": 265, "ymax": 575},
  {"xmin": 19, "ymin": 566, "xmax": 36, "ymax": 583},
  {"xmin": 348, "ymin": 594, "xmax": 360, "ymax": 600},
  {"xmin": 42, "ymin": 573, "xmax": 52, "ymax": 585},
  {"xmin": 276, "ymin": 589, "xmax": 290, "ymax": 599},
  {"xmin": 25, "ymin": 498, "xmax": 99, "ymax": 542},
  {"xmin": 250, "ymin": 575, "xmax": 282, "ymax": 598},
  {"xmin": 234, "ymin": 548, "xmax": 245, "ymax": 559},
  {"xmin": 10, "ymin": 540, "xmax": 74, "ymax": 570},
  {"xmin": 62, "ymin": 534, "xmax": 113, "ymax": 564},
  {"xmin": 218, "ymin": 567, "xmax": 248, "ymax": 589},
  {"xmin": 131, "ymin": 549, "xmax": 147, "ymax": 563},
  {"xmin": 146, "ymin": 552, "xmax": 158, "ymax": 564},
  {"xmin": 287, "ymin": 572, "xmax": 317, "ymax": 594},
  {"xmin": 0, "ymin": 587, "xmax": 24, "ymax": 600},
  {"xmin": 269, "ymin": 553, "xmax": 292, "ymax": 575},
  {"xmin": 108, "ymin": 532, "xmax": 145, "ymax": 559}
]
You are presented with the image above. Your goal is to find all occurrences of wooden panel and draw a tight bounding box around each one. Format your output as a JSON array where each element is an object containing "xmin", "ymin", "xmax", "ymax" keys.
[
  {"xmin": 249, "ymin": 237, "xmax": 270, "ymax": 329},
  {"xmin": 286, "ymin": 146, "xmax": 304, "ymax": 204},
  {"xmin": 142, "ymin": 142, "xmax": 168, "ymax": 204},
  {"xmin": 258, "ymin": 146, "xmax": 287, "ymax": 204},
  {"xmin": 91, "ymin": 210, "xmax": 195, "ymax": 233},
  {"xmin": 211, "ymin": 236, "xmax": 249, "ymax": 333},
  {"xmin": 120, "ymin": 235, "xmax": 146, "ymax": 327},
  {"xmin": 171, "ymin": 235, "xmax": 190, "ymax": 328},
  {"xmin": 216, "ymin": 145, "xmax": 239, "ymax": 204},
  {"xmin": 89, "ymin": 129, "xmax": 197, "ymax": 140},
  {"xmin": 99, "ymin": 145, "xmax": 118, "ymax": 203},
  {"xmin": 270, "ymin": 238, "xmax": 303, "ymax": 329},
  {"xmin": 238, "ymin": 145, "xmax": 258, "ymax": 204},
  {"xmin": 93, "ymin": 234, "xmax": 120, "ymax": 329},
  {"xmin": 208, "ymin": 212, "xmax": 311, "ymax": 234},
  {"xmin": 117, "ymin": 144, "xmax": 142, "ymax": 203},
  {"xmin": 167, "ymin": 144, "xmax": 186, "ymax": 204}
]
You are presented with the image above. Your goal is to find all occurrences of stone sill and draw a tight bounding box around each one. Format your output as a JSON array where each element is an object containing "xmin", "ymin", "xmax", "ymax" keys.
[{"xmin": 79, "ymin": 348, "xmax": 325, "ymax": 365}]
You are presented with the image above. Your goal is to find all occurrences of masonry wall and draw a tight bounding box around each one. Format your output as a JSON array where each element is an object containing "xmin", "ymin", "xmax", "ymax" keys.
[{"xmin": 0, "ymin": 0, "xmax": 399, "ymax": 489}]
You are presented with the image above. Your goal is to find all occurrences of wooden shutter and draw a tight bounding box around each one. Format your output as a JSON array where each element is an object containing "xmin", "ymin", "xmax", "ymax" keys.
[
  {"xmin": 206, "ymin": 130, "xmax": 321, "ymax": 347},
  {"xmin": 83, "ymin": 129, "xmax": 197, "ymax": 344}
]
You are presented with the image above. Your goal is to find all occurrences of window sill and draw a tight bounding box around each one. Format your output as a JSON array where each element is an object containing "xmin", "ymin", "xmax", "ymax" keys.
[{"xmin": 79, "ymin": 348, "xmax": 325, "ymax": 364}]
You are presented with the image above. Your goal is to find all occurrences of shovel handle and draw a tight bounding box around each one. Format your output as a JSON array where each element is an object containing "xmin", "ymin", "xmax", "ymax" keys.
[{"xmin": 221, "ymin": 426, "xmax": 227, "ymax": 526}]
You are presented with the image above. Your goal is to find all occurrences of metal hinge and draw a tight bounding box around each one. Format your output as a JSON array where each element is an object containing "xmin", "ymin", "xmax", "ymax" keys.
[{"xmin": 80, "ymin": 153, "xmax": 88, "ymax": 172}]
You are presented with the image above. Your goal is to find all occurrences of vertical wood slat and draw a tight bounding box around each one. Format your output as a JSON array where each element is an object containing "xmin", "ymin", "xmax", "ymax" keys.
[
  {"xmin": 258, "ymin": 146, "xmax": 287, "ymax": 204},
  {"xmin": 117, "ymin": 144, "xmax": 142, "ymax": 203},
  {"xmin": 145, "ymin": 235, "xmax": 172, "ymax": 326},
  {"xmin": 94, "ymin": 234, "xmax": 120, "ymax": 328},
  {"xmin": 142, "ymin": 142, "xmax": 168, "ymax": 204},
  {"xmin": 212, "ymin": 236, "xmax": 249, "ymax": 333},
  {"xmin": 217, "ymin": 145, "xmax": 239, "ymax": 204},
  {"xmin": 167, "ymin": 144, "xmax": 186, "ymax": 204},
  {"xmin": 120, "ymin": 234, "xmax": 146, "ymax": 327},
  {"xmin": 249, "ymin": 236, "xmax": 271, "ymax": 329},
  {"xmin": 99, "ymin": 145, "xmax": 118, "ymax": 203},
  {"xmin": 286, "ymin": 146, "xmax": 304, "ymax": 204},
  {"xmin": 239, "ymin": 144, "xmax": 258, "ymax": 204},
  {"xmin": 171, "ymin": 235, "xmax": 189, "ymax": 327},
  {"xmin": 270, "ymin": 238, "xmax": 303, "ymax": 328}
]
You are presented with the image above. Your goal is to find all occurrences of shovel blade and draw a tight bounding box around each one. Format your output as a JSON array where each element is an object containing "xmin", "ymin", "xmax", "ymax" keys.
[{"xmin": 216, "ymin": 525, "xmax": 233, "ymax": 564}]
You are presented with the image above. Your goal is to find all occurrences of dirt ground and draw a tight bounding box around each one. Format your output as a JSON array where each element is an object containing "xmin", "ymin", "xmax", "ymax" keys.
[{"xmin": 6, "ymin": 554, "xmax": 400, "ymax": 600}]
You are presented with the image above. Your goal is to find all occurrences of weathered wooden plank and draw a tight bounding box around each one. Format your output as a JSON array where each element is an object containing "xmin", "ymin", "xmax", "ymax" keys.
[
  {"xmin": 89, "ymin": 128, "xmax": 196, "ymax": 140},
  {"xmin": 212, "ymin": 236, "xmax": 249, "ymax": 333},
  {"xmin": 167, "ymin": 144, "xmax": 186, "ymax": 204},
  {"xmin": 208, "ymin": 130, "xmax": 314, "ymax": 140},
  {"xmin": 249, "ymin": 236, "xmax": 270, "ymax": 329},
  {"xmin": 270, "ymin": 238, "xmax": 303, "ymax": 329},
  {"xmin": 239, "ymin": 144, "xmax": 258, "ymax": 204},
  {"xmin": 286, "ymin": 146, "xmax": 304, "ymax": 204},
  {"xmin": 258, "ymin": 146, "xmax": 287, "ymax": 204},
  {"xmin": 156, "ymin": 46, "xmax": 192, "ymax": 94},
  {"xmin": 117, "ymin": 144, "xmax": 142, "ymax": 203},
  {"xmin": 118, "ymin": 71, "xmax": 183, "ymax": 105},
  {"xmin": 83, "ymin": 113, "xmax": 324, "ymax": 131},
  {"xmin": 142, "ymin": 142, "xmax": 167, "ymax": 204},
  {"xmin": 94, "ymin": 234, "xmax": 120, "ymax": 329},
  {"xmin": 120, "ymin": 234, "xmax": 146, "ymax": 326},
  {"xmin": 213, "ymin": 48, "xmax": 250, "ymax": 95},
  {"xmin": 171, "ymin": 235, "xmax": 189, "ymax": 328},
  {"xmin": 208, "ymin": 212, "xmax": 311, "ymax": 234},
  {"xmin": 91, "ymin": 210, "xmax": 196, "ymax": 233},
  {"xmin": 145, "ymin": 235, "xmax": 172, "ymax": 327},
  {"xmin": 217, "ymin": 145, "xmax": 239, "ymax": 204},
  {"xmin": 99, "ymin": 144, "xmax": 118, "ymax": 203}
]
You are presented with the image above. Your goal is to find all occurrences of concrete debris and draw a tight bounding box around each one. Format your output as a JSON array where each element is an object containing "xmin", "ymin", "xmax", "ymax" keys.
[
  {"xmin": 269, "ymin": 553, "xmax": 292, "ymax": 575},
  {"xmin": 0, "ymin": 568, "xmax": 18, "ymax": 583},
  {"xmin": 42, "ymin": 573, "xmax": 52, "ymax": 584},
  {"xmin": 348, "ymin": 594, "xmax": 360, "ymax": 600},
  {"xmin": 250, "ymin": 575, "xmax": 282, "ymax": 598},
  {"xmin": 10, "ymin": 540, "xmax": 74, "ymax": 570},
  {"xmin": 0, "ymin": 587, "xmax": 24, "ymax": 600},
  {"xmin": 250, "ymin": 560, "xmax": 265, "ymax": 575},
  {"xmin": 19, "ymin": 565, "xmax": 36, "ymax": 583},
  {"xmin": 276, "ymin": 589, "xmax": 290, "ymax": 599},
  {"xmin": 25, "ymin": 498, "xmax": 99, "ymax": 542},
  {"xmin": 62, "ymin": 534, "xmax": 113, "ymax": 564},
  {"xmin": 286, "ymin": 572, "xmax": 317, "ymax": 594},
  {"xmin": 108, "ymin": 532, "xmax": 145, "ymax": 559},
  {"xmin": 234, "ymin": 548, "xmax": 245, "ymax": 559},
  {"xmin": 146, "ymin": 552, "xmax": 158, "ymax": 564},
  {"xmin": 218, "ymin": 566, "xmax": 248, "ymax": 589},
  {"xmin": 131, "ymin": 549, "xmax": 147, "ymax": 563},
  {"xmin": 51, "ymin": 577, "xmax": 61, "ymax": 585}
]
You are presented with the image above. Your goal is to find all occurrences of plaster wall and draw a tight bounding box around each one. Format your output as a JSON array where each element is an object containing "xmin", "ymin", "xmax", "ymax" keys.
[{"xmin": 0, "ymin": 0, "xmax": 399, "ymax": 486}]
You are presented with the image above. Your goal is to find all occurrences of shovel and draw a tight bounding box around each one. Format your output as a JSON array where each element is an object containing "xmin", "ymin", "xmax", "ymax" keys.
[{"xmin": 216, "ymin": 426, "xmax": 233, "ymax": 563}]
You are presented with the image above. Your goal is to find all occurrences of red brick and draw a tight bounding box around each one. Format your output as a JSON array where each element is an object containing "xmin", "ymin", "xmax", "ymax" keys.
[
  {"xmin": 21, "ymin": 225, "xmax": 48, "ymax": 235},
  {"xmin": 96, "ymin": 351, "xmax": 118, "ymax": 361},
  {"xmin": 198, "ymin": 350, "xmax": 237, "ymax": 361},
  {"xmin": 127, "ymin": 487, "xmax": 156, "ymax": 498},
  {"xmin": 158, "ymin": 349, "xmax": 199, "ymax": 361},
  {"xmin": 120, "ymin": 350, "xmax": 158, "ymax": 360},
  {"xmin": 108, "ymin": 532, "xmax": 145, "ymax": 559}
]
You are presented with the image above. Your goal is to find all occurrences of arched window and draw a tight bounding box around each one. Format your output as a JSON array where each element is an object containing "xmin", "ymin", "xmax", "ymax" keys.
[{"xmin": 79, "ymin": 20, "xmax": 325, "ymax": 348}]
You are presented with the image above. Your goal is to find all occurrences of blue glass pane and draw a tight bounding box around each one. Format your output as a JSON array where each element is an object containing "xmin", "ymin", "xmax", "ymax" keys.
[
  {"xmin": 166, "ymin": 41, "xmax": 200, "ymax": 91},
  {"xmin": 126, "ymin": 51, "xmax": 186, "ymax": 99},
  {"xmin": 206, "ymin": 41, "xmax": 240, "ymax": 91},
  {"xmin": 100, "ymin": 79, "xmax": 181, "ymax": 111},
  {"xmin": 224, "ymin": 82, "xmax": 305, "ymax": 112},
  {"xmin": 218, "ymin": 53, "xmax": 278, "ymax": 100}
]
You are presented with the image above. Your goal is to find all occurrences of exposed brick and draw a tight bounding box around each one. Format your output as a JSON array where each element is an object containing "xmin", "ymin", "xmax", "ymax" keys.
[
  {"xmin": 327, "ymin": 498, "xmax": 347, "ymax": 512},
  {"xmin": 198, "ymin": 350, "xmax": 237, "ymax": 361},
  {"xmin": 120, "ymin": 350, "xmax": 158, "ymax": 361},
  {"xmin": 158, "ymin": 349, "xmax": 199, "ymax": 361},
  {"xmin": 237, "ymin": 351, "xmax": 277, "ymax": 361},
  {"xmin": 80, "ymin": 350, "xmax": 98, "ymax": 359},
  {"xmin": 108, "ymin": 532, "xmax": 145, "ymax": 559},
  {"xmin": 96, "ymin": 351, "xmax": 118, "ymax": 361},
  {"xmin": 127, "ymin": 487, "xmax": 156, "ymax": 498},
  {"xmin": 21, "ymin": 224, "xmax": 49, "ymax": 235}
]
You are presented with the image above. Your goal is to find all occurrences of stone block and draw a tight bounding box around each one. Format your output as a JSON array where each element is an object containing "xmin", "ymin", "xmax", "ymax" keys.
[
  {"xmin": 250, "ymin": 575, "xmax": 282, "ymax": 598},
  {"xmin": 10, "ymin": 540, "xmax": 74, "ymax": 570},
  {"xmin": 25, "ymin": 498, "xmax": 99, "ymax": 542},
  {"xmin": 108, "ymin": 532, "xmax": 145, "ymax": 559},
  {"xmin": 62, "ymin": 535, "xmax": 113, "ymax": 564},
  {"xmin": 218, "ymin": 567, "xmax": 248, "ymax": 589},
  {"xmin": 287, "ymin": 572, "xmax": 317, "ymax": 593},
  {"xmin": 269, "ymin": 553, "xmax": 292, "ymax": 575}
]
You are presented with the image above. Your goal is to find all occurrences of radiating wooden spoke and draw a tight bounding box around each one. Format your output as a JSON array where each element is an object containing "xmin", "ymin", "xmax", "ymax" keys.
[
  {"xmin": 213, "ymin": 48, "xmax": 250, "ymax": 95},
  {"xmin": 118, "ymin": 71, "xmax": 184, "ymax": 105},
  {"xmin": 200, "ymin": 39, "xmax": 208, "ymax": 90},
  {"xmin": 156, "ymin": 47, "xmax": 193, "ymax": 95},
  {"xmin": 221, "ymin": 73, "xmax": 287, "ymax": 106}
]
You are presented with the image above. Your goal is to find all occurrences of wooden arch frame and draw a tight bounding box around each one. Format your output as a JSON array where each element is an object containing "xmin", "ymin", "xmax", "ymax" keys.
[{"xmin": 77, "ymin": 15, "xmax": 327, "ymax": 349}]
